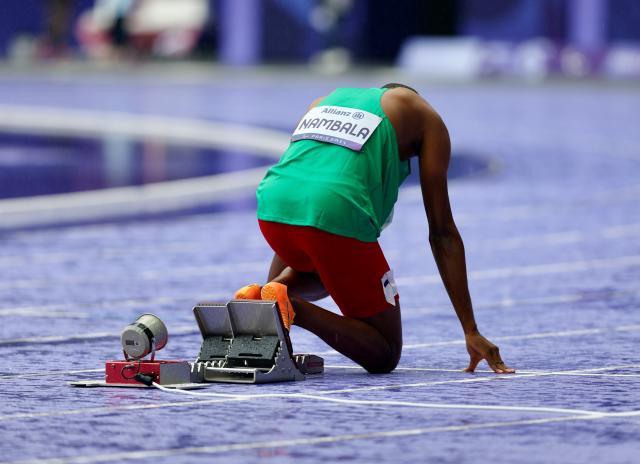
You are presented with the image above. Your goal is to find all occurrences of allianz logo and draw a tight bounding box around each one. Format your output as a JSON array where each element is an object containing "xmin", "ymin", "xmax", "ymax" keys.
[{"xmin": 320, "ymin": 107, "xmax": 366, "ymax": 120}]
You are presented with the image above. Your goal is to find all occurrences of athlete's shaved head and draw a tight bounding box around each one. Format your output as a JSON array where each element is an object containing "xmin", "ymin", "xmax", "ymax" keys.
[{"xmin": 381, "ymin": 83, "xmax": 418, "ymax": 94}]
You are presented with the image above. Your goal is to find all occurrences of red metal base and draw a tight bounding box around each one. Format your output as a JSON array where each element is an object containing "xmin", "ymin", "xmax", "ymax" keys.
[{"xmin": 105, "ymin": 360, "xmax": 191, "ymax": 385}]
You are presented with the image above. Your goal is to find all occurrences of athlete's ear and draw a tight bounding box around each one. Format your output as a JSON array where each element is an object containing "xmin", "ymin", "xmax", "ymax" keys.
[{"xmin": 381, "ymin": 83, "xmax": 419, "ymax": 94}]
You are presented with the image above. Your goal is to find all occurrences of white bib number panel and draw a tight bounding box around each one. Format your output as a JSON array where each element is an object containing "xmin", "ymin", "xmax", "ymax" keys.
[{"xmin": 291, "ymin": 105, "xmax": 382, "ymax": 151}]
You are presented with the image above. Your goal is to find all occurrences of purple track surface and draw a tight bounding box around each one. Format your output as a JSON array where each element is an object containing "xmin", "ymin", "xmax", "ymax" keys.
[{"xmin": 0, "ymin": 68, "xmax": 639, "ymax": 464}]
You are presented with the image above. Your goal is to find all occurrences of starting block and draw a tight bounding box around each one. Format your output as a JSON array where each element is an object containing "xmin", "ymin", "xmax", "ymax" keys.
[
  {"xmin": 191, "ymin": 300, "xmax": 324, "ymax": 384},
  {"xmin": 70, "ymin": 300, "xmax": 323, "ymax": 389}
]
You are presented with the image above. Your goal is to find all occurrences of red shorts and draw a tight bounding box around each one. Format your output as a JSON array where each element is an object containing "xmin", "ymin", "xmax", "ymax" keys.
[{"xmin": 258, "ymin": 220, "xmax": 399, "ymax": 318}]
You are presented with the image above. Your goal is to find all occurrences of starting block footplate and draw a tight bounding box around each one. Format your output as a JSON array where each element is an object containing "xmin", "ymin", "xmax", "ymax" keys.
[{"xmin": 192, "ymin": 300, "xmax": 324, "ymax": 384}]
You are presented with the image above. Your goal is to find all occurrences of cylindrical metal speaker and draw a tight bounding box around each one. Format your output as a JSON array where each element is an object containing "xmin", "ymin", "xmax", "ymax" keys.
[{"xmin": 121, "ymin": 313, "xmax": 168, "ymax": 360}]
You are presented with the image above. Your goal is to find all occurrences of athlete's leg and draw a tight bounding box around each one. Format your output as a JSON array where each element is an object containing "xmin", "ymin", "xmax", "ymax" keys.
[
  {"xmin": 267, "ymin": 254, "xmax": 288, "ymax": 281},
  {"xmin": 259, "ymin": 221, "xmax": 402, "ymax": 373},
  {"xmin": 288, "ymin": 295, "xmax": 402, "ymax": 374},
  {"xmin": 236, "ymin": 259, "xmax": 328, "ymax": 301},
  {"xmin": 268, "ymin": 254, "xmax": 328, "ymax": 301}
]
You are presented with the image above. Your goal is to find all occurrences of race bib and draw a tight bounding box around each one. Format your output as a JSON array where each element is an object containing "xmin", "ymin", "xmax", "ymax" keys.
[
  {"xmin": 381, "ymin": 270, "xmax": 398, "ymax": 306},
  {"xmin": 291, "ymin": 105, "xmax": 382, "ymax": 151}
]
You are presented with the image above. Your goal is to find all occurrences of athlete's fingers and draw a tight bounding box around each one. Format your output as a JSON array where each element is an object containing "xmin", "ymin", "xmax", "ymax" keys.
[
  {"xmin": 495, "ymin": 360, "xmax": 516, "ymax": 374},
  {"xmin": 488, "ymin": 359, "xmax": 515, "ymax": 374},
  {"xmin": 487, "ymin": 359, "xmax": 504, "ymax": 374},
  {"xmin": 485, "ymin": 345, "xmax": 507, "ymax": 373},
  {"xmin": 464, "ymin": 356, "xmax": 481, "ymax": 373},
  {"xmin": 491, "ymin": 347, "xmax": 516, "ymax": 373}
]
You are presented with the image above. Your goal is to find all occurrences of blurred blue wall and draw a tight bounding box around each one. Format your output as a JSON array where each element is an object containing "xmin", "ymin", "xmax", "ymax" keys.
[
  {"xmin": 0, "ymin": 0, "xmax": 637, "ymax": 61},
  {"xmin": 0, "ymin": 0, "xmax": 94, "ymax": 55},
  {"xmin": 461, "ymin": 0, "xmax": 639, "ymax": 42},
  {"xmin": 608, "ymin": 0, "xmax": 640, "ymax": 40},
  {"xmin": 460, "ymin": 0, "xmax": 567, "ymax": 40},
  {"xmin": 0, "ymin": 0, "xmax": 48, "ymax": 54}
]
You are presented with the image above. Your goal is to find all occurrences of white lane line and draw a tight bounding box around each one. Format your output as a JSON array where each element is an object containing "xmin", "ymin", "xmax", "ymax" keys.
[
  {"xmin": 3, "ymin": 221, "xmax": 640, "ymax": 268},
  {"xmin": 397, "ymin": 254, "xmax": 640, "ymax": 286},
  {"xmin": 535, "ymin": 373, "xmax": 640, "ymax": 378},
  {"xmin": 0, "ymin": 397, "xmax": 247, "ymax": 422},
  {"xmin": 404, "ymin": 287, "xmax": 636, "ymax": 316},
  {"xmin": 0, "ymin": 261, "xmax": 267, "ymax": 290},
  {"xmin": 152, "ymin": 383, "xmax": 599, "ymax": 416},
  {"xmin": 4, "ymin": 253, "xmax": 640, "ymax": 291},
  {"xmin": 400, "ymin": 183, "xmax": 640, "ymax": 225},
  {"xmin": 0, "ymin": 309, "xmax": 87, "ymax": 319},
  {"xmin": 590, "ymin": 183, "xmax": 640, "ymax": 202},
  {"xmin": 4, "ymin": 365, "xmax": 638, "ymax": 383},
  {"xmin": 311, "ymin": 365, "xmax": 640, "ymax": 396},
  {"xmin": 315, "ymin": 325, "xmax": 640, "ymax": 356},
  {"xmin": 473, "ymin": 230, "xmax": 585, "ymax": 251},
  {"xmin": 0, "ymin": 252, "xmax": 81, "ymax": 266},
  {"xmin": 603, "ymin": 223, "xmax": 640, "ymax": 238},
  {"xmin": 138, "ymin": 262, "xmax": 267, "ymax": 279},
  {"xmin": 0, "ymin": 295, "xmax": 199, "ymax": 319},
  {"xmin": 8, "ymin": 411, "xmax": 640, "ymax": 464},
  {"xmin": 0, "ymin": 105, "xmax": 289, "ymax": 157},
  {"xmin": 0, "ymin": 365, "xmax": 636, "ymax": 422},
  {"xmin": 2, "ymin": 362, "xmax": 638, "ymax": 382},
  {"xmin": 402, "ymin": 324, "xmax": 640, "ymax": 349},
  {"xmin": 1, "ymin": 206, "xmax": 253, "ymax": 242},
  {"xmin": 0, "ymin": 241, "xmax": 237, "ymax": 266},
  {"xmin": 1, "ymin": 285, "xmax": 633, "ymax": 325},
  {"xmin": 617, "ymin": 325, "xmax": 640, "ymax": 332},
  {"xmin": 326, "ymin": 365, "xmax": 494, "ymax": 373},
  {"xmin": 0, "ymin": 369, "xmax": 103, "ymax": 380},
  {"xmin": 466, "ymin": 222, "xmax": 640, "ymax": 251},
  {"xmin": 3, "ymin": 320, "xmax": 639, "ymax": 349},
  {"xmin": 0, "ymin": 167, "xmax": 269, "ymax": 230},
  {"xmin": 0, "ymin": 246, "xmax": 202, "ymax": 267},
  {"xmin": 0, "ymin": 325, "xmax": 198, "ymax": 347},
  {"xmin": 280, "ymin": 395, "xmax": 599, "ymax": 416},
  {"xmin": 325, "ymin": 365, "xmax": 640, "ymax": 378},
  {"xmin": 0, "ymin": 105, "xmax": 290, "ymax": 229}
]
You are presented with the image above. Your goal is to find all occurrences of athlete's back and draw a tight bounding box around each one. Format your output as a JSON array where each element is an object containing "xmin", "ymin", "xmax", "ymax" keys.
[{"xmin": 257, "ymin": 87, "xmax": 410, "ymax": 242}]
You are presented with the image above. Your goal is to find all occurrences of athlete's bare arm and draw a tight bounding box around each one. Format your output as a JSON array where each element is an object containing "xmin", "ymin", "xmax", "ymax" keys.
[{"xmin": 398, "ymin": 91, "xmax": 515, "ymax": 374}]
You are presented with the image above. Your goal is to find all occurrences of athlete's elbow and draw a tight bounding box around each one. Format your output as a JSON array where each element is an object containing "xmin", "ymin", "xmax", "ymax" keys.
[{"xmin": 429, "ymin": 228, "xmax": 461, "ymax": 249}]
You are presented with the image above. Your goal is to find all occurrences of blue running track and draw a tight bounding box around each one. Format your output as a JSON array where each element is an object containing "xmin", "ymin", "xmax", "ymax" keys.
[{"xmin": 0, "ymin": 68, "xmax": 639, "ymax": 463}]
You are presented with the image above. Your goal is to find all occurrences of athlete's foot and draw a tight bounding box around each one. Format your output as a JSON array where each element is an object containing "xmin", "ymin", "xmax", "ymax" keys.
[
  {"xmin": 233, "ymin": 283, "xmax": 262, "ymax": 300},
  {"xmin": 261, "ymin": 282, "xmax": 295, "ymax": 330}
]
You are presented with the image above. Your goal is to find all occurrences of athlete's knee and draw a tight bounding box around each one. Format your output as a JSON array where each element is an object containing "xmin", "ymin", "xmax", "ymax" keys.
[
  {"xmin": 359, "ymin": 305, "xmax": 402, "ymax": 374},
  {"xmin": 364, "ymin": 339, "xmax": 402, "ymax": 374},
  {"xmin": 364, "ymin": 355, "xmax": 399, "ymax": 374}
]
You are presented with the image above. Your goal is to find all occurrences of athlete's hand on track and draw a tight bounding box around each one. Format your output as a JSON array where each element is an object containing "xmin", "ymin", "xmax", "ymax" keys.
[{"xmin": 464, "ymin": 332, "xmax": 515, "ymax": 374}]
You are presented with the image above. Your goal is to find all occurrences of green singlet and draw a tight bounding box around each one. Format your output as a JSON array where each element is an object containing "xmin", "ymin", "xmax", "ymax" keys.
[{"xmin": 256, "ymin": 87, "xmax": 411, "ymax": 243}]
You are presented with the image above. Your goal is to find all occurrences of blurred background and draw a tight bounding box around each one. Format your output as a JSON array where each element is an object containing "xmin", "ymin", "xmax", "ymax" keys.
[
  {"xmin": 0, "ymin": 0, "xmax": 639, "ymax": 228},
  {"xmin": 3, "ymin": 5, "xmax": 640, "ymax": 463},
  {"xmin": 1, "ymin": 0, "xmax": 640, "ymax": 78}
]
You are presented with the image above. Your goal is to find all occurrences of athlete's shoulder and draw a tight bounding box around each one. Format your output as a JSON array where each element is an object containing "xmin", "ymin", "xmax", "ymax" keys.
[
  {"xmin": 387, "ymin": 87, "xmax": 433, "ymax": 112},
  {"xmin": 381, "ymin": 87, "xmax": 432, "ymax": 132}
]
